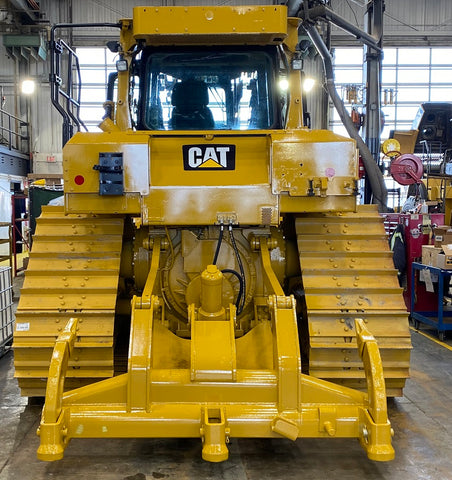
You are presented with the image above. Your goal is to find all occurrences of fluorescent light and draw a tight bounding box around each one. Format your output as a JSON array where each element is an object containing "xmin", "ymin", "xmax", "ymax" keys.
[
  {"xmin": 303, "ymin": 77, "xmax": 315, "ymax": 92},
  {"xmin": 21, "ymin": 79, "xmax": 35, "ymax": 95}
]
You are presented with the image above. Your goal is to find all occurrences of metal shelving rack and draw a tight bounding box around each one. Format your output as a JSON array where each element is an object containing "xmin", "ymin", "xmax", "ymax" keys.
[
  {"xmin": 0, "ymin": 222, "xmax": 13, "ymax": 289},
  {"xmin": 0, "ymin": 266, "xmax": 13, "ymax": 357},
  {"xmin": 411, "ymin": 262, "xmax": 452, "ymax": 341}
]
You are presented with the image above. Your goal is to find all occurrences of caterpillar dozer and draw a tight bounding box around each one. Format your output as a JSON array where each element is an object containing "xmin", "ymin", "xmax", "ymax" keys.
[{"xmin": 13, "ymin": 4, "xmax": 411, "ymax": 462}]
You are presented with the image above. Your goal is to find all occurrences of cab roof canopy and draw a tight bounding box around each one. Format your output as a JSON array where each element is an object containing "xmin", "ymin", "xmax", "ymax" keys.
[{"xmin": 130, "ymin": 5, "xmax": 288, "ymax": 46}]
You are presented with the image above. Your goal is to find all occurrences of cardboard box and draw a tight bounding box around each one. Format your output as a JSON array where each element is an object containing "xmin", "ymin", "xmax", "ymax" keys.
[
  {"xmin": 433, "ymin": 225, "xmax": 452, "ymax": 247},
  {"xmin": 422, "ymin": 245, "xmax": 442, "ymax": 266},
  {"xmin": 431, "ymin": 247, "xmax": 443, "ymax": 267},
  {"xmin": 421, "ymin": 245, "xmax": 433, "ymax": 265},
  {"xmin": 437, "ymin": 244, "xmax": 452, "ymax": 270}
]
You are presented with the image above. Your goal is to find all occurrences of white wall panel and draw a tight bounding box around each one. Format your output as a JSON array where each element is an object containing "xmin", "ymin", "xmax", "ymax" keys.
[
  {"xmin": 303, "ymin": 56, "xmax": 329, "ymax": 130},
  {"xmin": 30, "ymin": 83, "xmax": 62, "ymax": 154},
  {"xmin": 0, "ymin": 45, "xmax": 15, "ymax": 78},
  {"xmin": 39, "ymin": 0, "xmax": 71, "ymax": 24}
]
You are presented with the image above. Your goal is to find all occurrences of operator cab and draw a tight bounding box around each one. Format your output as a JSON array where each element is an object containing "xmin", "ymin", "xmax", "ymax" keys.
[
  {"xmin": 133, "ymin": 46, "xmax": 287, "ymax": 131},
  {"xmin": 170, "ymin": 79, "xmax": 215, "ymax": 130}
]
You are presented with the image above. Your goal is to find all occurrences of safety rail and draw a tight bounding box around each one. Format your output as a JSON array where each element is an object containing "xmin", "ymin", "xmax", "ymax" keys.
[
  {"xmin": 50, "ymin": 22, "xmax": 121, "ymax": 146},
  {"xmin": 0, "ymin": 108, "xmax": 29, "ymax": 154}
]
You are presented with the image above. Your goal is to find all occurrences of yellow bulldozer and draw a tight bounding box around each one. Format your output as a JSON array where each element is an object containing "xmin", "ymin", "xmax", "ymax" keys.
[{"xmin": 13, "ymin": 4, "xmax": 410, "ymax": 462}]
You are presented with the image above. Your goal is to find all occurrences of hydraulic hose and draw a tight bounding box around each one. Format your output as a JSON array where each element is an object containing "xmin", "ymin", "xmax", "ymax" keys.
[
  {"xmin": 212, "ymin": 224, "xmax": 245, "ymax": 314},
  {"xmin": 304, "ymin": 24, "xmax": 388, "ymax": 212},
  {"xmin": 229, "ymin": 226, "xmax": 246, "ymax": 314},
  {"xmin": 212, "ymin": 224, "xmax": 224, "ymax": 265},
  {"xmin": 222, "ymin": 268, "xmax": 244, "ymax": 314}
]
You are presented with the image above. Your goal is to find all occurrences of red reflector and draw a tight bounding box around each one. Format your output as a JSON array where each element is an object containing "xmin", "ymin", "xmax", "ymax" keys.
[{"xmin": 74, "ymin": 175, "xmax": 85, "ymax": 185}]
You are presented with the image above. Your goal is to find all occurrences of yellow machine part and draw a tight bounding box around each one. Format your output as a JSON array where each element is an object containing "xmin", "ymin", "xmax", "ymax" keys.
[
  {"xmin": 13, "ymin": 206, "xmax": 124, "ymax": 396},
  {"xmin": 391, "ymin": 129, "xmax": 419, "ymax": 154},
  {"xmin": 296, "ymin": 205, "xmax": 411, "ymax": 397},
  {"xmin": 15, "ymin": 205, "xmax": 403, "ymax": 462},
  {"xmin": 131, "ymin": 5, "xmax": 289, "ymax": 46},
  {"xmin": 381, "ymin": 138, "xmax": 401, "ymax": 157},
  {"xmin": 35, "ymin": 237, "xmax": 396, "ymax": 463},
  {"xmin": 426, "ymin": 177, "xmax": 452, "ymax": 225},
  {"xmin": 62, "ymin": 129, "xmax": 358, "ymax": 222}
]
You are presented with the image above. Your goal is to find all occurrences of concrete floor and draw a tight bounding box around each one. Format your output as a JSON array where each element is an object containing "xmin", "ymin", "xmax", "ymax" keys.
[{"xmin": 1, "ymin": 276, "xmax": 452, "ymax": 479}]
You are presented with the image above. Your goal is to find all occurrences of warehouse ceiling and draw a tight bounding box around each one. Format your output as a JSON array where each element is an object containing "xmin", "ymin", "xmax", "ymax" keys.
[
  {"xmin": 1, "ymin": 0, "xmax": 452, "ymax": 49},
  {"xmin": 0, "ymin": 0, "xmax": 49, "ymax": 61},
  {"xmin": 0, "ymin": 0, "xmax": 48, "ymax": 31}
]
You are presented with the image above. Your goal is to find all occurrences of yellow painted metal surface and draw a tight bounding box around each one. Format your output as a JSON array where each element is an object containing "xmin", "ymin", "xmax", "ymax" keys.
[
  {"xmin": 428, "ymin": 177, "xmax": 452, "ymax": 225},
  {"xmin": 190, "ymin": 265, "xmax": 237, "ymax": 382},
  {"xmin": 271, "ymin": 130, "xmax": 358, "ymax": 198},
  {"xmin": 132, "ymin": 5, "xmax": 288, "ymax": 46},
  {"xmin": 286, "ymin": 71, "xmax": 304, "ymax": 130},
  {"xmin": 65, "ymin": 128, "xmax": 360, "ymax": 221},
  {"xmin": 36, "ymin": 275, "xmax": 394, "ymax": 462},
  {"xmin": 190, "ymin": 307, "xmax": 237, "ymax": 382},
  {"xmin": 296, "ymin": 205, "xmax": 411, "ymax": 396},
  {"xmin": 143, "ymin": 134, "xmax": 276, "ymax": 224},
  {"xmin": 382, "ymin": 138, "xmax": 401, "ymax": 157},
  {"xmin": 143, "ymin": 186, "xmax": 278, "ymax": 226},
  {"xmin": 391, "ymin": 129, "xmax": 419, "ymax": 154},
  {"xmin": 63, "ymin": 132, "xmax": 148, "ymax": 215},
  {"xmin": 201, "ymin": 407, "xmax": 229, "ymax": 462},
  {"xmin": 150, "ymin": 135, "xmax": 269, "ymax": 187},
  {"xmin": 37, "ymin": 317, "xmax": 78, "ymax": 461}
]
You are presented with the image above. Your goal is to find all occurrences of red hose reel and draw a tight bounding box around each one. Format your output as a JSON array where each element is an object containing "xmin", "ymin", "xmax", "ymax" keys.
[{"xmin": 389, "ymin": 153, "xmax": 424, "ymax": 185}]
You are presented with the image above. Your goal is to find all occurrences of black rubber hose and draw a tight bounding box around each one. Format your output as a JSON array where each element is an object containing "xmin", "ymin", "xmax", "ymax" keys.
[
  {"xmin": 222, "ymin": 269, "xmax": 244, "ymax": 313},
  {"xmin": 212, "ymin": 224, "xmax": 224, "ymax": 265},
  {"xmin": 229, "ymin": 226, "xmax": 246, "ymax": 313}
]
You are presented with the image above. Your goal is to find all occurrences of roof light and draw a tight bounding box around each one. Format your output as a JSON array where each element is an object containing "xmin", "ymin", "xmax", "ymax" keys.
[{"xmin": 116, "ymin": 59, "xmax": 128, "ymax": 72}]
